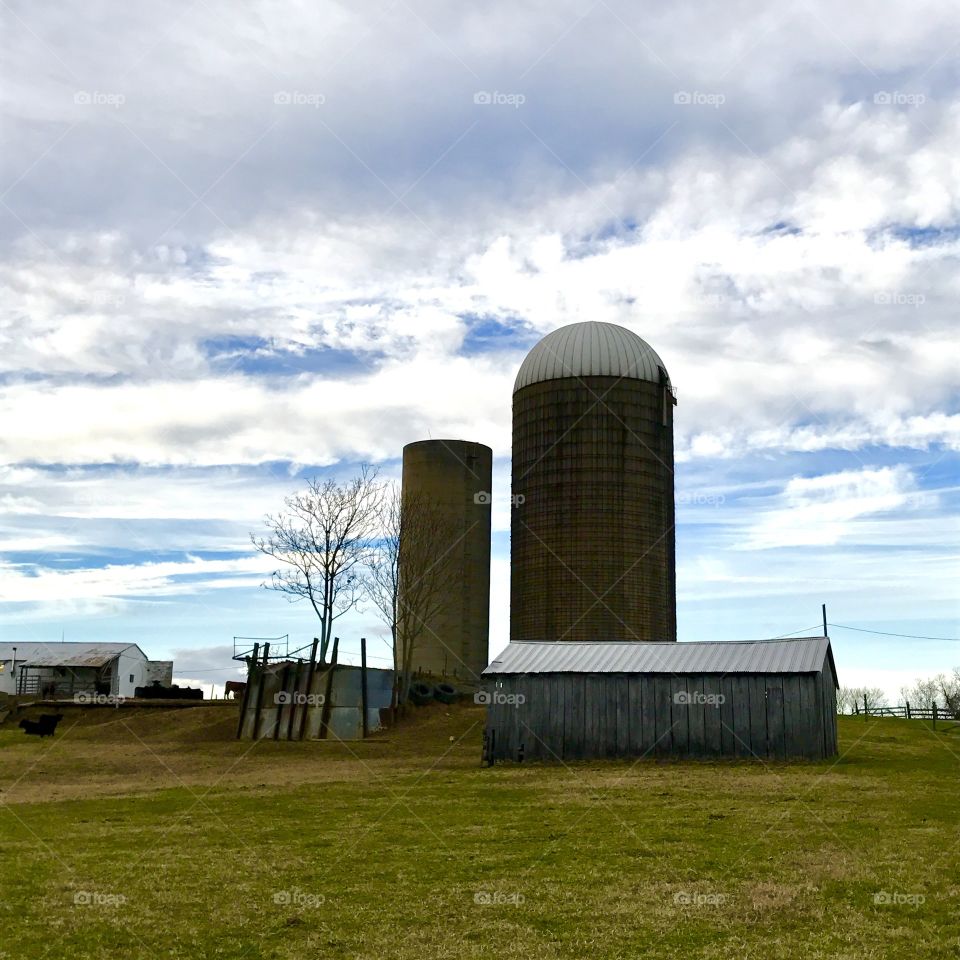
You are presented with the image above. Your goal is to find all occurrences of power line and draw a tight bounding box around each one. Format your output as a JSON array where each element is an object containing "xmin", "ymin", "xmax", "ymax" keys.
[
  {"xmin": 829, "ymin": 622, "xmax": 960, "ymax": 642},
  {"xmin": 769, "ymin": 624, "xmax": 823, "ymax": 639}
]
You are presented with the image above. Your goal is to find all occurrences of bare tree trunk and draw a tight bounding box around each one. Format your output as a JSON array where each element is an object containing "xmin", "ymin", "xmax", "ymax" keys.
[{"xmin": 251, "ymin": 465, "xmax": 382, "ymax": 655}]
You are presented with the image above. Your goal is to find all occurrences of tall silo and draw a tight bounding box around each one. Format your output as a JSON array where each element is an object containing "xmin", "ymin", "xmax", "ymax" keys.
[
  {"xmin": 510, "ymin": 321, "xmax": 677, "ymax": 643},
  {"xmin": 400, "ymin": 439, "xmax": 492, "ymax": 680}
]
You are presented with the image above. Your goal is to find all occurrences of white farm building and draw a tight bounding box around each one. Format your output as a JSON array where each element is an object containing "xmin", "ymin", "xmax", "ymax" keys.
[{"xmin": 0, "ymin": 642, "xmax": 172, "ymax": 699}]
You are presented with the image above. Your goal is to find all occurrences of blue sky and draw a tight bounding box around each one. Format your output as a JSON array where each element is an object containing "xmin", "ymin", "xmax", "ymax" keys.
[{"xmin": 2, "ymin": 1, "xmax": 959, "ymax": 700}]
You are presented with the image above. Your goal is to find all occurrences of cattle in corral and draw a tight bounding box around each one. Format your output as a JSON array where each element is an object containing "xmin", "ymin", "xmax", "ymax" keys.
[
  {"xmin": 224, "ymin": 681, "xmax": 246, "ymax": 700},
  {"xmin": 134, "ymin": 681, "xmax": 203, "ymax": 700}
]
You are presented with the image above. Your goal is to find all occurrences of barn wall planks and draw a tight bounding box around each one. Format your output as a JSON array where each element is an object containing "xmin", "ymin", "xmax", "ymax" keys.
[
  {"xmin": 731, "ymin": 675, "xmax": 752, "ymax": 759},
  {"xmin": 766, "ymin": 677, "xmax": 786, "ymax": 760},
  {"xmin": 702, "ymin": 675, "xmax": 723, "ymax": 756},
  {"xmin": 748, "ymin": 676, "xmax": 768, "ymax": 760},
  {"xmin": 484, "ymin": 668, "xmax": 838, "ymax": 762},
  {"xmin": 239, "ymin": 664, "xmax": 393, "ymax": 741},
  {"xmin": 614, "ymin": 676, "xmax": 630, "ymax": 757},
  {"xmin": 783, "ymin": 674, "xmax": 802, "ymax": 757},
  {"xmin": 820, "ymin": 667, "xmax": 838, "ymax": 757}
]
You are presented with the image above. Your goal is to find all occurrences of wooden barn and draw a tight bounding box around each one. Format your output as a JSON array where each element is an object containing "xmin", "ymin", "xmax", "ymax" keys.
[{"xmin": 481, "ymin": 636, "xmax": 838, "ymax": 763}]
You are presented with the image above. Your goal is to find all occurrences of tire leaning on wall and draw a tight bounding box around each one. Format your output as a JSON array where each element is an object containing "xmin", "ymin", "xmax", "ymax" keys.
[{"xmin": 408, "ymin": 682, "xmax": 434, "ymax": 706}]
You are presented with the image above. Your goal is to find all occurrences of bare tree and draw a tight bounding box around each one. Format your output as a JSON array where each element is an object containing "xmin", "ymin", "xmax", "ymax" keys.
[
  {"xmin": 837, "ymin": 686, "xmax": 888, "ymax": 714},
  {"xmin": 898, "ymin": 676, "xmax": 940, "ymax": 711},
  {"xmin": 365, "ymin": 484, "xmax": 459, "ymax": 709},
  {"xmin": 365, "ymin": 485, "xmax": 402, "ymax": 682},
  {"xmin": 942, "ymin": 669, "xmax": 960, "ymax": 718},
  {"xmin": 251, "ymin": 466, "xmax": 382, "ymax": 662},
  {"xmin": 835, "ymin": 687, "xmax": 856, "ymax": 715},
  {"xmin": 901, "ymin": 669, "xmax": 960, "ymax": 719}
]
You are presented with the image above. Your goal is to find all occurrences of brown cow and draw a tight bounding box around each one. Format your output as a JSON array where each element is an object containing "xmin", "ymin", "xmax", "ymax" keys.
[{"xmin": 224, "ymin": 680, "xmax": 246, "ymax": 700}]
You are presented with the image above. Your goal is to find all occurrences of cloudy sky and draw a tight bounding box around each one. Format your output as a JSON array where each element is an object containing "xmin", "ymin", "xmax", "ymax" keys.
[{"xmin": 2, "ymin": 1, "xmax": 958, "ymax": 700}]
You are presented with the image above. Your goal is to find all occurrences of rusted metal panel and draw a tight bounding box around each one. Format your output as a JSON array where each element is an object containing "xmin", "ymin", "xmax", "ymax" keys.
[
  {"xmin": 3, "ymin": 642, "xmax": 145, "ymax": 668},
  {"xmin": 238, "ymin": 664, "xmax": 394, "ymax": 741}
]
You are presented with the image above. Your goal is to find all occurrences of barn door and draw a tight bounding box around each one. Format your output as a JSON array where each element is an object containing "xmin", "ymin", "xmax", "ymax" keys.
[{"xmin": 766, "ymin": 683, "xmax": 786, "ymax": 760}]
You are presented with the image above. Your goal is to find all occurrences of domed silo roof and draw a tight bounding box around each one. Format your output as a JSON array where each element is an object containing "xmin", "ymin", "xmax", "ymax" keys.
[{"xmin": 514, "ymin": 321, "xmax": 669, "ymax": 393}]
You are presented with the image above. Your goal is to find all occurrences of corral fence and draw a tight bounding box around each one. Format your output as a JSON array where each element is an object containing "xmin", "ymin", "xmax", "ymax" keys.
[
  {"xmin": 234, "ymin": 636, "xmax": 393, "ymax": 741},
  {"xmin": 851, "ymin": 701, "xmax": 960, "ymax": 728},
  {"xmin": 16, "ymin": 674, "xmax": 111, "ymax": 699}
]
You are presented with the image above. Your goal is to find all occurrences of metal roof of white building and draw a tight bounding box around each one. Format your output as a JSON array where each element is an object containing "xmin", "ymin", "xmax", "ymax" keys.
[
  {"xmin": 0, "ymin": 641, "xmax": 147, "ymax": 668},
  {"xmin": 483, "ymin": 637, "xmax": 835, "ymax": 679},
  {"xmin": 514, "ymin": 321, "xmax": 670, "ymax": 393}
]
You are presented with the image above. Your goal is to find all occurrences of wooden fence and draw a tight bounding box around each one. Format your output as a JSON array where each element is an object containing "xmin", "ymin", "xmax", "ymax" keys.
[{"xmin": 850, "ymin": 701, "xmax": 959, "ymax": 726}]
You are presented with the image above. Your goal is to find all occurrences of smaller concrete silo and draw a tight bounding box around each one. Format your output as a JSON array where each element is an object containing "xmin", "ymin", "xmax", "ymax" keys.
[{"xmin": 399, "ymin": 439, "xmax": 492, "ymax": 680}]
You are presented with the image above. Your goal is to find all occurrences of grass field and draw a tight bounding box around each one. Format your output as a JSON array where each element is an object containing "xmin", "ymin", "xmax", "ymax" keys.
[{"xmin": 1, "ymin": 703, "xmax": 958, "ymax": 959}]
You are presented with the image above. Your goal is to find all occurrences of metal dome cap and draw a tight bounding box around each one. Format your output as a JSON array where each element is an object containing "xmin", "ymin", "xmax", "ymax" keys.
[{"xmin": 513, "ymin": 321, "xmax": 669, "ymax": 394}]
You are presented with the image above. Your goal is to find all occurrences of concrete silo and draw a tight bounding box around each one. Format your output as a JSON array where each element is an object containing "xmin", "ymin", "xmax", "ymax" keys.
[
  {"xmin": 510, "ymin": 321, "xmax": 677, "ymax": 643},
  {"xmin": 400, "ymin": 440, "xmax": 492, "ymax": 680}
]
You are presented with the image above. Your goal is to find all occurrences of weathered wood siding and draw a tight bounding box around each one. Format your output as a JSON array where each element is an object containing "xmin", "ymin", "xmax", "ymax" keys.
[
  {"xmin": 484, "ymin": 669, "xmax": 839, "ymax": 762},
  {"xmin": 238, "ymin": 664, "xmax": 393, "ymax": 741}
]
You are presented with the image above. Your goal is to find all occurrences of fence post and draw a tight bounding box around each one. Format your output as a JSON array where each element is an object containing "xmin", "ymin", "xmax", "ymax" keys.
[
  {"xmin": 319, "ymin": 637, "xmax": 339, "ymax": 740},
  {"xmin": 296, "ymin": 638, "xmax": 320, "ymax": 742},
  {"xmin": 933, "ymin": 701, "xmax": 938, "ymax": 731},
  {"xmin": 274, "ymin": 663, "xmax": 290, "ymax": 741},
  {"xmin": 235, "ymin": 643, "xmax": 259, "ymax": 739},
  {"xmin": 905, "ymin": 700, "xmax": 911, "ymax": 720},
  {"xmin": 285, "ymin": 659, "xmax": 301, "ymax": 742},
  {"xmin": 360, "ymin": 637, "xmax": 369, "ymax": 739},
  {"xmin": 864, "ymin": 694, "xmax": 869, "ymax": 721},
  {"xmin": 251, "ymin": 642, "xmax": 271, "ymax": 740}
]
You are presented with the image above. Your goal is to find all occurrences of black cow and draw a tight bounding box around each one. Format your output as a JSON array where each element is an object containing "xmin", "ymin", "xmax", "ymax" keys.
[{"xmin": 19, "ymin": 714, "xmax": 64, "ymax": 738}]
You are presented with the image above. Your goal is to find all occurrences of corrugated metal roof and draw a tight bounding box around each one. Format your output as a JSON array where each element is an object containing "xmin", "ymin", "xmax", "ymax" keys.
[
  {"xmin": 0, "ymin": 642, "xmax": 146, "ymax": 668},
  {"xmin": 483, "ymin": 637, "xmax": 833, "ymax": 677},
  {"xmin": 514, "ymin": 321, "xmax": 670, "ymax": 393}
]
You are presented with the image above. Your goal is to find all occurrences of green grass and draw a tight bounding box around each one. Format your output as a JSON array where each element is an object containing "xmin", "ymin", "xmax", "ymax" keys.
[{"xmin": 0, "ymin": 705, "xmax": 958, "ymax": 959}]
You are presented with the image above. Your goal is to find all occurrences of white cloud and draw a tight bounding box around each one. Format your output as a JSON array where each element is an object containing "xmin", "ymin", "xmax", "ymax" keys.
[
  {"xmin": 744, "ymin": 466, "xmax": 921, "ymax": 549},
  {"xmin": 4, "ymin": 98, "xmax": 959, "ymax": 470},
  {"xmin": 0, "ymin": 555, "xmax": 269, "ymax": 603},
  {"xmin": 2, "ymin": 0, "xmax": 959, "ymax": 679}
]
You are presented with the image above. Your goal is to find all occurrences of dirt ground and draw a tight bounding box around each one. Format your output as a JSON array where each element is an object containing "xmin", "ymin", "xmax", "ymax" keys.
[{"xmin": 0, "ymin": 699, "xmax": 485, "ymax": 804}]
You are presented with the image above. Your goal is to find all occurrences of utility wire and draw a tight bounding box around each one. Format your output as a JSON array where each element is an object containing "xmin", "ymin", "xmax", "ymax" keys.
[
  {"xmin": 828, "ymin": 622, "xmax": 960, "ymax": 642},
  {"xmin": 768, "ymin": 623, "xmax": 823, "ymax": 639}
]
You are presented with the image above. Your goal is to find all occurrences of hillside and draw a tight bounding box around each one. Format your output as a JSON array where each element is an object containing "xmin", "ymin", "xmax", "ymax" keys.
[{"xmin": 1, "ymin": 708, "xmax": 957, "ymax": 959}]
